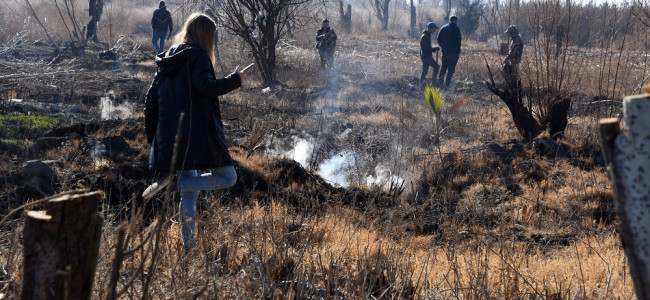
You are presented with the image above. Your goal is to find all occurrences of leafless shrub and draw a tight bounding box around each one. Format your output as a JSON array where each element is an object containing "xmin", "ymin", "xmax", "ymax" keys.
[{"xmin": 214, "ymin": 0, "xmax": 318, "ymax": 85}]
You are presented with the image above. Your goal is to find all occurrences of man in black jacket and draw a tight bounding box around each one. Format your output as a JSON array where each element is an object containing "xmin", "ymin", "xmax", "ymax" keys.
[
  {"xmin": 316, "ymin": 19, "xmax": 337, "ymax": 69},
  {"xmin": 420, "ymin": 22, "xmax": 440, "ymax": 85},
  {"xmin": 151, "ymin": 1, "xmax": 173, "ymax": 53},
  {"xmin": 436, "ymin": 15, "xmax": 462, "ymax": 88}
]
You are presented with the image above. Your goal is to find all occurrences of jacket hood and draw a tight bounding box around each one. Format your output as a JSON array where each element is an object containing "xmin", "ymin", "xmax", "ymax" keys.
[{"xmin": 155, "ymin": 44, "xmax": 205, "ymax": 76}]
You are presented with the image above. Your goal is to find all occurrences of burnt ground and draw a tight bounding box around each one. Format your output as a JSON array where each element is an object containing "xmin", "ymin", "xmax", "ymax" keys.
[{"xmin": 0, "ymin": 41, "xmax": 614, "ymax": 251}]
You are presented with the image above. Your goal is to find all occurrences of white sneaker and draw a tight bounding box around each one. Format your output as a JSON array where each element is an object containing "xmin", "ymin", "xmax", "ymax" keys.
[{"xmin": 142, "ymin": 176, "xmax": 173, "ymax": 200}]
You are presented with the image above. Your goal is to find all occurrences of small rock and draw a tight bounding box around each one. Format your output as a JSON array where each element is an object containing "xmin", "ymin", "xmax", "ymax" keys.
[
  {"xmin": 22, "ymin": 160, "xmax": 61, "ymax": 196},
  {"xmin": 86, "ymin": 136, "xmax": 136, "ymax": 160},
  {"xmin": 533, "ymin": 137, "xmax": 571, "ymax": 159},
  {"xmin": 50, "ymin": 105, "xmax": 62, "ymax": 113},
  {"xmin": 20, "ymin": 104, "xmax": 36, "ymax": 113},
  {"xmin": 67, "ymin": 105, "xmax": 82, "ymax": 114}
]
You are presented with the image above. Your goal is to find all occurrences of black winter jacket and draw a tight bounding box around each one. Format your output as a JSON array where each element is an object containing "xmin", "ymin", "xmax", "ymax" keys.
[
  {"xmin": 144, "ymin": 44, "xmax": 241, "ymax": 171},
  {"xmin": 419, "ymin": 30, "xmax": 439, "ymax": 59},
  {"xmin": 151, "ymin": 7, "xmax": 173, "ymax": 32},
  {"xmin": 316, "ymin": 28, "xmax": 337, "ymax": 50}
]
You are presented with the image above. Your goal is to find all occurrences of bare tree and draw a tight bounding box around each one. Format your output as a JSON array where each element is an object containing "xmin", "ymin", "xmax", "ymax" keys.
[
  {"xmin": 216, "ymin": 0, "xmax": 311, "ymax": 85},
  {"xmin": 443, "ymin": 0, "xmax": 452, "ymax": 22},
  {"xmin": 23, "ymin": 0, "xmax": 103, "ymax": 52},
  {"xmin": 456, "ymin": 0, "xmax": 484, "ymax": 37},
  {"xmin": 369, "ymin": 0, "xmax": 391, "ymax": 30}
]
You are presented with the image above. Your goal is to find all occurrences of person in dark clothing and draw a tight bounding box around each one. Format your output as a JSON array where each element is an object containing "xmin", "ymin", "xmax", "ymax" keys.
[
  {"xmin": 436, "ymin": 15, "xmax": 462, "ymax": 88},
  {"xmin": 420, "ymin": 22, "xmax": 440, "ymax": 85},
  {"xmin": 143, "ymin": 13, "xmax": 253, "ymax": 250},
  {"xmin": 316, "ymin": 19, "xmax": 338, "ymax": 69},
  {"xmin": 151, "ymin": 0, "xmax": 173, "ymax": 53},
  {"xmin": 503, "ymin": 25, "xmax": 523, "ymax": 88}
]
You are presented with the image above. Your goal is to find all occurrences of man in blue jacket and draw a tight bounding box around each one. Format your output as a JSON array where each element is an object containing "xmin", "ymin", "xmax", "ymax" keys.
[
  {"xmin": 436, "ymin": 15, "xmax": 461, "ymax": 88},
  {"xmin": 420, "ymin": 22, "xmax": 440, "ymax": 85},
  {"xmin": 151, "ymin": 1, "xmax": 173, "ymax": 53}
]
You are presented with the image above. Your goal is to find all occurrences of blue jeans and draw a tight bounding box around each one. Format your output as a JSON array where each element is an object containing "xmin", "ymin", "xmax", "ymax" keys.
[
  {"xmin": 177, "ymin": 166, "xmax": 237, "ymax": 249},
  {"xmin": 152, "ymin": 29, "xmax": 168, "ymax": 53}
]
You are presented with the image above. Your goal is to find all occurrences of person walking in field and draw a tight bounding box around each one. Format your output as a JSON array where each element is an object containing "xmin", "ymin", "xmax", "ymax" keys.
[
  {"xmin": 316, "ymin": 19, "xmax": 338, "ymax": 70},
  {"xmin": 436, "ymin": 15, "xmax": 462, "ymax": 88},
  {"xmin": 503, "ymin": 25, "xmax": 523, "ymax": 88},
  {"xmin": 420, "ymin": 22, "xmax": 441, "ymax": 86},
  {"xmin": 143, "ymin": 13, "xmax": 253, "ymax": 250},
  {"xmin": 151, "ymin": 0, "xmax": 173, "ymax": 53}
]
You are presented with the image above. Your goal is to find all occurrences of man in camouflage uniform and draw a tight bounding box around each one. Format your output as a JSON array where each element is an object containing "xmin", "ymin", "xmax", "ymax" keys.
[
  {"xmin": 316, "ymin": 19, "xmax": 337, "ymax": 70},
  {"xmin": 503, "ymin": 25, "xmax": 523, "ymax": 87}
]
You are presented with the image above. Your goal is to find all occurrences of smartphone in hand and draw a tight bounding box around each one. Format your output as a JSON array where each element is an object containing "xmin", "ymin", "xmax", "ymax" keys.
[{"xmin": 241, "ymin": 63, "xmax": 255, "ymax": 73}]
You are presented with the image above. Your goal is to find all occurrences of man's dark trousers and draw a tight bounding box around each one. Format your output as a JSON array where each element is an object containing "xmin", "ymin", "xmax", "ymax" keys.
[
  {"xmin": 439, "ymin": 54, "xmax": 459, "ymax": 87},
  {"xmin": 421, "ymin": 56, "xmax": 439, "ymax": 85}
]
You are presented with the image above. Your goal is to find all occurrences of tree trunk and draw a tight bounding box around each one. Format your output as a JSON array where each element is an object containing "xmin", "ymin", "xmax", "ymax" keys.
[
  {"xmin": 599, "ymin": 94, "xmax": 650, "ymax": 299},
  {"xmin": 21, "ymin": 191, "xmax": 104, "ymax": 300},
  {"xmin": 410, "ymin": 0, "xmax": 416, "ymax": 37},
  {"xmin": 339, "ymin": 1, "xmax": 352, "ymax": 34},
  {"xmin": 86, "ymin": 0, "xmax": 104, "ymax": 42},
  {"xmin": 262, "ymin": 18, "xmax": 277, "ymax": 85},
  {"xmin": 382, "ymin": 0, "xmax": 389, "ymax": 30},
  {"xmin": 444, "ymin": 0, "xmax": 451, "ymax": 23}
]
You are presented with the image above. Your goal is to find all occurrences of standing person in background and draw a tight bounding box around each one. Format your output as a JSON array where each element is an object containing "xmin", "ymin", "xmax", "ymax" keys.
[
  {"xmin": 316, "ymin": 19, "xmax": 338, "ymax": 70},
  {"xmin": 143, "ymin": 13, "xmax": 253, "ymax": 251},
  {"xmin": 503, "ymin": 25, "xmax": 523, "ymax": 88},
  {"xmin": 436, "ymin": 15, "xmax": 462, "ymax": 88},
  {"xmin": 151, "ymin": 0, "xmax": 173, "ymax": 53},
  {"xmin": 420, "ymin": 22, "xmax": 440, "ymax": 86}
]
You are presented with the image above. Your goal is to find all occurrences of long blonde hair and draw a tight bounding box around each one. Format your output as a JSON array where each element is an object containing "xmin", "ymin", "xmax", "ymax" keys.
[{"xmin": 172, "ymin": 13, "xmax": 216, "ymax": 65}]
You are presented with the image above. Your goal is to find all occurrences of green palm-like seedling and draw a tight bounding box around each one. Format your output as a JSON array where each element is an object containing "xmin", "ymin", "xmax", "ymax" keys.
[
  {"xmin": 424, "ymin": 85, "xmax": 445, "ymax": 114},
  {"xmin": 424, "ymin": 85, "xmax": 445, "ymax": 146}
]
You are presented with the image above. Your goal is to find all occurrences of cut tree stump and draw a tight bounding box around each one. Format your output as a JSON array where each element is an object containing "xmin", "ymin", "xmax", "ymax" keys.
[
  {"xmin": 21, "ymin": 191, "xmax": 104, "ymax": 300},
  {"xmin": 599, "ymin": 93, "xmax": 650, "ymax": 300}
]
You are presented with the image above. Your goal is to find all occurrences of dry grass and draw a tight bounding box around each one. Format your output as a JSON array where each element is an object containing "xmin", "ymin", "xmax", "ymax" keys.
[{"xmin": 0, "ymin": 0, "xmax": 645, "ymax": 299}]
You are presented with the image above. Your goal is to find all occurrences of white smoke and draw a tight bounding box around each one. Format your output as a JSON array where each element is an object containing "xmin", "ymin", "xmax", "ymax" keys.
[
  {"xmin": 366, "ymin": 165, "xmax": 405, "ymax": 191},
  {"xmin": 100, "ymin": 91, "xmax": 133, "ymax": 120},
  {"xmin": 288, "ymin": 136, "xmax": 314, "ymax": 167},
  {"xmin": 317, "ymin": 150, "xmax": 356, "ymax": 187}
]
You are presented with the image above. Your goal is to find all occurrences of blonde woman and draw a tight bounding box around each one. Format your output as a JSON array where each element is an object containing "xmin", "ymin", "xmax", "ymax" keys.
[{"xmin": 143, "ymin": 13, "xmax": 253, "ymax": 250}]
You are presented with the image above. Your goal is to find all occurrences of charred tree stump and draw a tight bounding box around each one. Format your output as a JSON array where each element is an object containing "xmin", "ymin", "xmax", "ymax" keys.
[
  {"xmin": 599, "ymin": 93, "xmax": 650, "ymax": 299},
  {"xmin": 21, "ymin": 191, "xmax": 104, "ymax": 300},
  {"xmin": 484, "ymin": 63, "xmax": 540, "ymax": 141},
  {"xmin": 549, "ymin": 98, "xmax": 570, "ymax": 140}
]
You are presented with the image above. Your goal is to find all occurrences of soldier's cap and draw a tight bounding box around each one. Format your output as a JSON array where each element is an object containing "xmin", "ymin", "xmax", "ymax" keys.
[
  {"xmin": 505, "ymin": 25, "xmax": 518, "ymax": 34},
  {"xmin": 159, "ymin": 0, "xmax": 165, "ymax": 8},
  {"xmin": 323, "ymin": 19, "xmax": 330, "ymax": 23},
  {"xmin": 427, "ymin": 22, "xmax": 439, "ymax": 29}
]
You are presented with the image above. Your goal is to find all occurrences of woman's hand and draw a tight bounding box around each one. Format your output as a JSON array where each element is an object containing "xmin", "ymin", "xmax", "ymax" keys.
[{"xmin": 235, "ymin": 63, "xmax": 254, "ymax": 82}]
